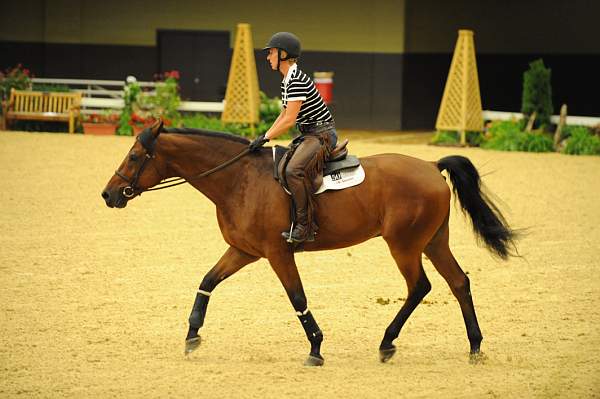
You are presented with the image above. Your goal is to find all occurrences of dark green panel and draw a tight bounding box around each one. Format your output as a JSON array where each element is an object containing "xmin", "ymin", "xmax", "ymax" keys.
[
  {"xmin": 401, "ymin": 52, "xmax": 600, "ymax": 130},
  {"xmin": 405, "ymin": 0, "xmax": 600, "ymax": 54}
]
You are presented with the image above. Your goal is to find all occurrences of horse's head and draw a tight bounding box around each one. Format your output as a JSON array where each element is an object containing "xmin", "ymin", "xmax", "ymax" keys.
[{"xmin": 101, "ymin": 120, "xmax": 165, "ymax": 208}]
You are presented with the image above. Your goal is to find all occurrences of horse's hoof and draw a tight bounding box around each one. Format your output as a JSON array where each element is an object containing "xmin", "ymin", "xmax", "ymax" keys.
[
  {"xmin": 304, "ymin": 354, "xmax": 324, "ymax": 367},
  {"xmin": 184, "ymin": 336, "xmax": 201, "ymax": 355},
  {"xmin": 379, "ymin": 346, "xmax": 396, "ymax": 363},
  {"xmin": 469, "ymin": 351, "xmax": 487, "ymax": 365}
]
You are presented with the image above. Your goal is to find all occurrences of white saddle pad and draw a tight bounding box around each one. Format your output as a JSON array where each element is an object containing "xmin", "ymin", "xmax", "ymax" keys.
[{"xmin": 315, "ymin": 165, "xmax": 365, "ymax": 195}]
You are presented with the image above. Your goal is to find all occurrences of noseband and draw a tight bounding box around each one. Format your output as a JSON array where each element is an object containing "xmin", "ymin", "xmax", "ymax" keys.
[{"xmin": 113, "ymin": 129, "xmax": 251, "ymax": 198}]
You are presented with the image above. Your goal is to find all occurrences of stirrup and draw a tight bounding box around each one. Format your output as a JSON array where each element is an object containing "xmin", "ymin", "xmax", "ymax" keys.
[{"xmin": 282, "ymin": 223, "xmax": 315, "ymax": 243}]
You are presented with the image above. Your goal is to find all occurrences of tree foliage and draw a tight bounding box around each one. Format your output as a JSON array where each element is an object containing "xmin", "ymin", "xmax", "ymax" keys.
[{"xmin": 521, "ymin": 59, "xmax": 553, "ymax": 130}]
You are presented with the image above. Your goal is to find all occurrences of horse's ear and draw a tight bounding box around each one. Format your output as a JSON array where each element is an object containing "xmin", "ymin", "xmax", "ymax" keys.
[{"xmin": 151, "ymin": 119, "xmax": 164, "ymax": 137}]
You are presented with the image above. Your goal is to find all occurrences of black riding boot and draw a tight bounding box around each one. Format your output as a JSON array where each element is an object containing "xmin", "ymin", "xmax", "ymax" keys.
[
  {"xmin": 282, "ymin": 135, "xmax": 323, "ymax": 244},
  {"xmin": 282, "ymin": 208, "xmax": 315, "ymax": 243}
]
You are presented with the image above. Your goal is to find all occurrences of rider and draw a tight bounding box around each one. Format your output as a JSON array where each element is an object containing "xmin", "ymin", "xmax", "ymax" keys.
[{"xmin": 249, "ymin": 32, "xmax": 337, "ymax": 243}]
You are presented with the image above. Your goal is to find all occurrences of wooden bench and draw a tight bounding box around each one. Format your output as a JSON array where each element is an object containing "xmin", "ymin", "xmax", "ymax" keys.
[{"xmin": 1, "ymin": 88, "xmax": 82, "ymax": 133}]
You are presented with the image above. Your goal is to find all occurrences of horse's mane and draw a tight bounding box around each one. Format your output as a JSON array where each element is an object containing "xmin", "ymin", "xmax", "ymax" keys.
[{"xmin": 163, "ymin": 127, "xmax": 251, "ymax": 145}]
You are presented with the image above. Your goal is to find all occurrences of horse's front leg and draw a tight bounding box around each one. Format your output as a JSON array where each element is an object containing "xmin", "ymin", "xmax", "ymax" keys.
[
  {"xmin": 185, "ymin": 246, "xmax": 258, "ymax": 355},
  {"xmin": 268, "ymin": 251, "xmax": 324, "ymax": 366}
]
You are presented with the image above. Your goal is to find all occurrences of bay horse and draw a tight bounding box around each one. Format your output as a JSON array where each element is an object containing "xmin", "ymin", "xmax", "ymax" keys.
[{"xmin": 101, "ymin": 121, "xmax": 516, "ymax": 366}]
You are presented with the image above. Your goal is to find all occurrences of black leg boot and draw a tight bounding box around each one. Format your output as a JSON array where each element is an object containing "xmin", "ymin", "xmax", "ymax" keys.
[{"xmin": 282, "ymin": 208, "xmax": 315, "ymax": 243}]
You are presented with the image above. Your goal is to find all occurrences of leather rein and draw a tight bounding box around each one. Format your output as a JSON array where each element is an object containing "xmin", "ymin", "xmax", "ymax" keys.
[{"xmin": 114, "ymin": 133, "xmax": 250, "ymax": 198}]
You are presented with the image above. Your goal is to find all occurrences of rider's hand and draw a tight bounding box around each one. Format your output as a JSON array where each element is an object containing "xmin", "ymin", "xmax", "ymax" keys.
[{"xmin": 249, "ymin": 134, "xmax": 269, "ymax": 151}]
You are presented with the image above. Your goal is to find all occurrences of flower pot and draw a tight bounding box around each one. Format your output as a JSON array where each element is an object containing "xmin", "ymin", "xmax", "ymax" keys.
[{"xmin": 83, "ymin": 122, "xmax": 118, "ymax": 135}]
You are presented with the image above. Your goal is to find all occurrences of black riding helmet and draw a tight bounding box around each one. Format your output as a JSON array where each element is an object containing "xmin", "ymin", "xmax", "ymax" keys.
[{"xmin": 263, "ymin": 32, "xmax": 301, "ymax": 71}]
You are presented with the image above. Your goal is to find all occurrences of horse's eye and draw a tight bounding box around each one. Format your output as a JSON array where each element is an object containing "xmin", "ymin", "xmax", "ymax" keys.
[{"xmin": 129, "ymin": 153, "xmax": 139, "ymax": 162}]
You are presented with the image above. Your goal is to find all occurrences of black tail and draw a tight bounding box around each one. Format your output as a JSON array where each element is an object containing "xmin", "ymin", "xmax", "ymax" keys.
[{"xmin": 437, "ymin": 155, "xmax": 517, "ymax": 260}]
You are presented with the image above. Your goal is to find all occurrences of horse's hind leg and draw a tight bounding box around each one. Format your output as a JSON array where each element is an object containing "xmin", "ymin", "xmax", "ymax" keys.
[
  {"xmin": 424, "ymin": 222, "xmax": 483, "ymax": 361},
  {"xmin": 185, "ymin": 246, "xmax": 259, "ymax": 355},
  {"xmin": 379, "ymin": 243, "xmax": 431, "ymax": 363}
]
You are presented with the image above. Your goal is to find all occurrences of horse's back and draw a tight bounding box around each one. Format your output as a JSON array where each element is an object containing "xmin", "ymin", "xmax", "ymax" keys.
[
  {"xmin": 306, "ymin": 153, "xmax": 450, "ymax": 250},
  {"xmin": 359, "ymin": 153, "xmax": 449, "ymax": 197}
]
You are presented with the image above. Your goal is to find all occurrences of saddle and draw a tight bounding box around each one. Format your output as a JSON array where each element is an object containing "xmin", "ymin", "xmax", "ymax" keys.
[{"xmin": 272, "ymin": 138, "xmax": 364, "ymax": 195}]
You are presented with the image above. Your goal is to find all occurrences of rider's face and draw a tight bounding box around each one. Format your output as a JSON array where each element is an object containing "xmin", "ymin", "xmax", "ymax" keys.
[
  {"xmin": 267, "ymin": 48, "xmax": 289, "ymax": 71},
  {"xmin": 266, "ymin": 48, "xmax": 278, "ymax": 70}
]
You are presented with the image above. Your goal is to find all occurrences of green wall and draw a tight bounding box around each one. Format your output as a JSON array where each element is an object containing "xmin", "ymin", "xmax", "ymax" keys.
[
  {"xmin": 0, "ymin": 0, "xmax": 45, "ymax": 42},
  {"xmin": 2, "ymin": 0, "xmax": 599, "ymax": 54},
  {"xmin": 405, "ymin": 0, "xmax": 600, "ymax": 54},
  {"xmin": 0, "ymin": 0, "xmax": 406, "ymax": 53}
]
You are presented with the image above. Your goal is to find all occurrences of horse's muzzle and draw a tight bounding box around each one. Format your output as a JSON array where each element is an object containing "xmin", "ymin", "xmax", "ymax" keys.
[{"xmin": 101, "ymin": 189, "xmax": 128, "ymax": 208}]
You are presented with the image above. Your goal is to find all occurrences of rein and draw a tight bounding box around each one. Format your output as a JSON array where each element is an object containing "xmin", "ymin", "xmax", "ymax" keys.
[
  {"xmin": 144, "ymin": 148, "xmax": 251, "ymax": 192},
  {"xmin": 114, "ymin": 131, "xmax": 251, "ymax": 198}
]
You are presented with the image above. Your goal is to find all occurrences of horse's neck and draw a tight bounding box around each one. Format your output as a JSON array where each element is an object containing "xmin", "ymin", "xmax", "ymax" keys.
[{"xmin": 159, "ymin": 134, "xmax": 269, "ymax": 206}]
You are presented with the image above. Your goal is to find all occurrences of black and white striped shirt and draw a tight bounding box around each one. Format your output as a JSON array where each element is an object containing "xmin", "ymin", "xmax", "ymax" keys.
[{"xmin": 281, "ymin": 64, "xmax": 334, "ymax": 127}]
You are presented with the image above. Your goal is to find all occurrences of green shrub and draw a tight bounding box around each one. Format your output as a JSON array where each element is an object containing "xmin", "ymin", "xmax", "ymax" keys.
[
  {"xmin": 483, "ymin": 121, "xmax": 523, "ymax": 151},
  {"xmin": 562, "ymin": 125, "xmax": 589, "ymax": 139},
  {"xmin": 31, "ymin": 83, "xmax": 70, "ymax": 92},
  {"xmin": 117, "ymin": 72, "xmax": 182, "ymax": 136},
  {"xmin": 483, "ymin": 120, "xmax": 553, "ymax": 152},
  {"xmin": 119, "ymin": 87, "xmax": 290, "ymax": 139},
  {"xmin": 181, "ymin": 113, "xmax": 227, "ymax": 131},
  {"xmin": 430, "ymin": 130, "xmax": 484, "ymax": 146},
  {"xmin": 180, "ymin": 92, "xmax": 293, "ymax": 139},
  {"xmin": 562, "ymin": 126, "xmax": 600, "ymax": 155},
  {"xmin": 259, "ymin": 91, "xmax": 282, "ymax": 125},
  {"xmin": 137, "ymin": 75, "xmax": 181, "ymax": 126},
  {"xmin": 467, "ymin": 131, "xmax": 485, "ymax": 146},
  {"xmin": 431, "ymin": 130, "xmax": 460, "ymax": 145},
  {"xmin": 117, "ymin": 79, "xmax": 140, "ymax": 136},
  {"xmin": 0, "ymin": 64, "xmax": 32, "ymax": 114},
  {"xmin": 520, "ymin": 131, "xmax": 554, "ymax": 152},
  {"xmin": 521, "ymin": 59, "xmax": 553, "ymax": 130},
  {"xmin": 179, "ymin": 113, "xmax": 254, "ymax": 136},
  {"xmin": 517, "ymin": 117, "xmax": 528, "ymax": 131},
  {"xmin": 180, "ymin": 113, "xmax": 288, "ymax": 139}
]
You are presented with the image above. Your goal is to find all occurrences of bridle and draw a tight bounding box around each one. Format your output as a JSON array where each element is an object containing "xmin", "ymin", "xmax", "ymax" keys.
[{"xmin": 113, "ymin": 129, "xmax": 251, "ymax": 198}]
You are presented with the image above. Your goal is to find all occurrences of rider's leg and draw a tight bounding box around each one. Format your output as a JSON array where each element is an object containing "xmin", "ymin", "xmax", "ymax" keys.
[{"xmin": 283, "ymin": 136, "xmax": 322, "ymax": 242}]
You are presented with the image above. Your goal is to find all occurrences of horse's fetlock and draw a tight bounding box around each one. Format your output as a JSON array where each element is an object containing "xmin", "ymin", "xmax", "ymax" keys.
[
  {"xmin": 418, "ymin": 276, "xmax": 432, "ymax": 296},
  {"xmin": 468, "ymin": 328, "xmax": 483, "ymax": 344},
  {"xmin": 383, "ymin": 328, "xmax": 398, "ymax": 344},
  {"xmin": 310, "ymin": 329, "xmax": 323, "ymax": 344},
  {"xmin": 199, "ymin": 276, "xmax": 216, "ymax": 292},
  {"xmin": 291, "ymin": 294, "xmax": 308, "ymax": 312}
]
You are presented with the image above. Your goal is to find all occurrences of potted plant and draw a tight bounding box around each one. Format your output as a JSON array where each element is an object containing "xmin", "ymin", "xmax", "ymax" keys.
[
  {"xmin": 129, "ymin": 111, "xmax": 156, "ymax": 136},
  {"xmin": 1, "ymin": 64, "xmax": 32, "ymax": 130},
  {"xmin": 116, "ymin": 71, "xmax": 182, "ymax": 136},
  {"xmin": 82, "ymin": 110, "xmax": 120, "ymax": 135}
]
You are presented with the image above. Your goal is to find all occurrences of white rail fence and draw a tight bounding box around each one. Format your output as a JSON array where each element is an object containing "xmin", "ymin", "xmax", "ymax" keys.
[
  {"xmin": 482, "ymin": 110, "xmax": 599, "ymax": 127},
  {"xmin": 31, "ymin": 78, "xmax": 598, "ymax": 127},
  {"xmin": 32, "ymin": 77, "xmax": 224, "ymax": 115}
]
